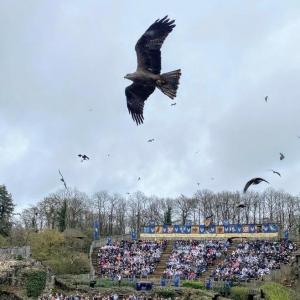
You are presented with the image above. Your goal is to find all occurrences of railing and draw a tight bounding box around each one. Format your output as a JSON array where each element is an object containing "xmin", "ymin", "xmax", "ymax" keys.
[{"xmin": 0, "ymin": 246, "xmax": 31, "ymax": 259}]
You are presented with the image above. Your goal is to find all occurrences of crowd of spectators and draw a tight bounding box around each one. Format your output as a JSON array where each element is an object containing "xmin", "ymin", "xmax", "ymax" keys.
[
  {"xmin": 211, "ymin": 239, "xmax": 296, "ymax": 281},
  {"xmin": 163, "ymin": 240, "xmax": 228, "ymax": 280},
  {"xmin": 40, "ymin": 293, "xmax": 177, "ymax": 300},
  {"xmin": 96, "ymin": 240, "xmax": 167, "ymax": 279}
]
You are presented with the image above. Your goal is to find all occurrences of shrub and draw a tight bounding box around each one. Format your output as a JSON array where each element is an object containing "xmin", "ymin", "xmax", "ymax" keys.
[
  {"xmin": 25, "ymin": 270, "xmax": 47, "ymax": 298},
  {"xmin": 261, "ymin": 282, "xmax": 293, "ymax": 300},
  {"xmin": 230, "ymin": 286, "xmax": 249, "ymax": 300},
  {"xmin": 182, "ymin": 280, "xmax": 204, "ymax": 289},
  {"xmin": 95, "ymin": 278, "xmax": 135, "ymax": 288},
  {"xmin": 0, "ymin": 234, "xmax": 8, "ymax": 247},
  {"xmin": 46, "ymin": 252, "xmax": 89, "ymax": 275},
  {"xmin": 154, "ymin": 287, "xmax": 176, "ymax": 299}
]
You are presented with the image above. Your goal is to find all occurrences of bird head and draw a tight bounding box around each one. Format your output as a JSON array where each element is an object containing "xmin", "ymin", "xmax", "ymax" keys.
[{"xmin": 124, "ymin": 73, "xmax": 134, "ymax": 81}]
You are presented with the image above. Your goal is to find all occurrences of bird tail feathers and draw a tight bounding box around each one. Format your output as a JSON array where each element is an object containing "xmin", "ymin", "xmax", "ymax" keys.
[{"xmin": 157, "ymin": 69, "xmax": 181, "ymax": 99}]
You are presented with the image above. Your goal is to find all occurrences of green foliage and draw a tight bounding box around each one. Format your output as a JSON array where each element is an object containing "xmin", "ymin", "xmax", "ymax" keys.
[
  {"xmin": 0, "ymin": 234, "xmax": 9, "ymax": 247},
  {"xmin": 28, "ymin": 229, "xmax": 89, "ymax": 274},
  {"xmin": 29, "ymin": 229, "xmax": 64, "ymax": 261},
  {"xmin": 230, "ymin": 286, "xmax": 250, "ymax": 300},
  {"xmin": 164, "ymin": 206, "xmax": 172, "ymax": 225},
  {"xmin": 95, "ymin": 278, "xmax": 135, "ymax": 288},
  {"xmin": 154, "ymin": 287, "xmax": 176, "ymax": 299},
  {"xmin": 261, "ymin": 282, "xmax": 294, "ymax": 300},
  {"xmin": 182, "ymin": 280, "xmax": 204, "ymax": 289},
  {"xmin": 57, "ymin": 199, "xmax": 67, "ymax": 232},
  {"xmin": 46, "ymin": 251, "xmax": 89, "ymax": 275},
  {"xmin": 0, "ymin": 185, "xmax": 14, "ymax": 236},
  {"xmin": 25, "ymin": 270, "xmax": 47, "ymax": 298}
]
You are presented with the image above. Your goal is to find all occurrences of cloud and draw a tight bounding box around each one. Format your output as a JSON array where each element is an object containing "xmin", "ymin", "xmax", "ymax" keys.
[{"xmin": 0, "ymin": 0, "xmax": 299, "ymax": 210}]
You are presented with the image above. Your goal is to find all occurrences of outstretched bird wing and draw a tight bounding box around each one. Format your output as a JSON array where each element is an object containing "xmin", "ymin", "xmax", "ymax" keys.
[
  {"xmin": 243, "ymin": 179, "xmax": 254, "ymax": 193},
  {"xmin": 135, "ymin": 16, "xmax": 175, "ymax": 74},
  {"xmin": 243, "ymin": 177, "xmax": 269, "ymax": 193},
  {"xmin": 125, "ymin": 83, "xmax": 155, "ymax": 125},
  {"xmin": 58, "ymin": 169, "xmax": 68, "ymax": 190},
  {"xmin": 271, "ymin": 170, "xmax": 281, "ymax": 177}
]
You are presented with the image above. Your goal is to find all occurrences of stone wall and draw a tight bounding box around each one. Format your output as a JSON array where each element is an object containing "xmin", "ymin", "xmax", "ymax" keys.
[{"xmin": 0, "ymin": 246, "xmax": 31, "ymax": 259}]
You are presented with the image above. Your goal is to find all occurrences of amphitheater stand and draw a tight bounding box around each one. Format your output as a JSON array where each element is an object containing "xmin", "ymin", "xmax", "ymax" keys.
[
  {"xmin": 199, "ymin": 242, "xmax": 237, "ymax": 283},
  {"xmin": 149, "ymin": 240, "xmax": 174, "ymax": 282}
]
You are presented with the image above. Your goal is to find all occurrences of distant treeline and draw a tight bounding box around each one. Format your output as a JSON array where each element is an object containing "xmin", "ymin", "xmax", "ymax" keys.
[{"xmin": 19, "ymin": 188, "xmax": 300, "ymax": 236}]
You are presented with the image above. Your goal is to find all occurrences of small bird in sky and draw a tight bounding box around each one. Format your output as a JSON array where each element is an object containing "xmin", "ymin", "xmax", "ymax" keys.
[
  {"xmin": 58, "ymin": 169, "xmax": 68, "ymax": 190},
  {"xmin": 280, "ymin": 153, "xmax": 285, "ymax": 160},
  {"xmin": 107, "ymin": 154, "xmax": 110, "ymax": 158},
  {"xmin": 270, "ymin": 169, "xmax": 281, "ymax": 177},
  {"xmin": 78, "ymin": 154, "xmax": 90, "ymax": 162},
  {"xmin": 265, "ymin": 96, "xmax": 268, "ymax": 102},
  {"xmin": 243, "ymin": 177, "xmax": 269, "ymax": 193},
  {"xmin": 171, "ymin": 103, "xmax": 176, "ymax": 106},
  {"xmin": 197, "ymin": 182, "xmax": 200, "ymax": 186},
  {"xmin": 138, "ymin": 177, "xmax": 141, "ymax": 181},
  {"xmin": 147, "ymin": 138, "xmax": 155, "ymax": 142},
  {"xmin": 126, "ymin": 192, "xmax": 130, "ymax": 195},
  {"xmin": 237, "ymin": 203, "xmax": 246, "ymax": 209}
]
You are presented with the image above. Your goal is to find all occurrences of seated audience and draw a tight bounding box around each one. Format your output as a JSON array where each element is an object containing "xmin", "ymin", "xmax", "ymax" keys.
[
  {"xmin": 163, "ymin": 240, "xmax": 228, "ymax": 279},
  {"xmin": 96, "ymin": 240, "xmax": 167, "ymax": 278},
  {"xmin": 211, "ymin": 239, "xmax": 296, "ymax": 281}
]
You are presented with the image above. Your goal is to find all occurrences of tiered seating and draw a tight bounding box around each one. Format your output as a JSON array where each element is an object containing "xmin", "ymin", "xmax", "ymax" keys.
[
  {"xmin": 95, "ymin": 240, "xmax": 167, "ymax": 278},
  {"xmin": 211, "ymin": 239, "xmax": 296, "ymax": 281},
  {"xmin": 163, "ymin": 240, "xmax": 228, "ymax": 280},
  {"xmin": 91, "ymin": 238, "xmax": 297, "ymax": 283}
]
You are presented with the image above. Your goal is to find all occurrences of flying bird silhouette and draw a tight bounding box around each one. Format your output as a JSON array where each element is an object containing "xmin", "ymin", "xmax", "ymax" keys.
[
  {"xmin": 243, "ymin": 177, "xmax": 269, "ymax": 193},
  {"xmin": 265, "ymin": 96, "xmax": 268, "ymax": 102},
  {"xmin": 138, "ymin": 177, "xmax": 141, "ymax": 181},
  {"xmin": 58, "ymin": 169, "xmax": 68, "ymax": 190},
  {"xmin": 125, "ymin": 16, "xmax": 181, "ymax": 125},
  {"xmin": 280, "ymin": 153, "xmax": 285, "ymax": 160},
  {"xmin": 147, "ymin": 139, "xmax": 155, "ymax": 142},
  {"xmin": 197, "ymin": 182, "xmax": 200, "ymax": 186},
  {"xmin": 78, "ymin": 154, "xmax": 90, "ymax": 161},
  {"xmin": 270, "ymin": 169, "xmax": 281, "ymax": 177},
  {"xmin": 237, "ymin": 203, "xmax": 246, "ymax": 209},
  {"xmin": 171, "ymin": 103, "xmax": 176, "ymax": 106}
]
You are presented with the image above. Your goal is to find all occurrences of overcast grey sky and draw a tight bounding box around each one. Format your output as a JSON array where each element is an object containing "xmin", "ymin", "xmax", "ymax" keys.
[{"xmin": 1, "ymin": 0, "xmax": 300, "ymax": 211}]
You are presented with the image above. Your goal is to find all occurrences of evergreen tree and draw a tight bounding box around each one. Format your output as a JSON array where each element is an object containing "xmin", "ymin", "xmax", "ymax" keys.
[
  {"xmin": 0, "ymin": 185, "xmax": 14, "ymax": 236},
  {"xmin": 57, "ymin": 199, "xmax": 67, "ymax": 232},
  {"xmin": 164, "ymin": 206, "xmax": 172, "ymax": 225}
]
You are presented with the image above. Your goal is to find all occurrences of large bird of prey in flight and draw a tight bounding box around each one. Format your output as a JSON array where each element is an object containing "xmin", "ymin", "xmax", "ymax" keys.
[
  {"xmin": 243, "ymin": 177, "xmax": 269, "ymax": 193},
  {"xmin": 125, "ymin": 16, "xmax": 181, "ymax": 125},
  {"xmin": 58, "ymin": 169, "xmax": 68, "ymax": 190}
]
